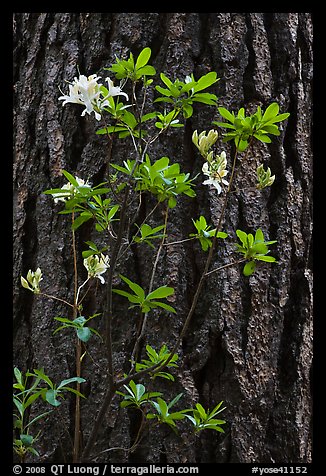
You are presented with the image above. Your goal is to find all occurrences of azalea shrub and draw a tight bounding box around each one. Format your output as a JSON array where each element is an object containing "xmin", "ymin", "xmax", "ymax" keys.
[{"xmin": 15, "ymin": 47, "xmax": 290, "ymax": 462}]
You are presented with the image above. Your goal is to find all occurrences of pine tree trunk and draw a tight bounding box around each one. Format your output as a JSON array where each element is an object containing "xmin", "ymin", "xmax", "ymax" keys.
[{"xmin": 13, "ymin": 12, "xmax": 313, "ymax": 464}]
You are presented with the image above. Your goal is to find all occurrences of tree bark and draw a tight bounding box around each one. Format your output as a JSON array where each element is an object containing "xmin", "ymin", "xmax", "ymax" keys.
[{"xmin": 13, "ymin": 12, "xmax": 313, "ymax": 463}]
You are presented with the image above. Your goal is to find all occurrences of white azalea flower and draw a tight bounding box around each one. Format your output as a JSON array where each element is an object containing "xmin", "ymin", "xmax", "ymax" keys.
[
  {"xmin": 83, "ymin": 254, "xmax": 110, "ymax": 284},
  {"xmin": 104, "ymin": 78, "xmax": 129, "ymax": 102},
  {"xmin": 21, "ymin": 267, "xmax": 43, "ymax": 294},
  {"xmin": 58, "ymin": 73, "xmax": 129, "ymax": 121},
  {"xmin": 59, "ymin": 74, "xmax": 103, "ymax": 120},
  {"xmin": 202, "ymin": 151, "xmax": 229, "ymax": 194}
]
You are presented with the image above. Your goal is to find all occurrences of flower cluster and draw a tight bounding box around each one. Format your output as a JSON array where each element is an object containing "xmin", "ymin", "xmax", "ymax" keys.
[
  {"xmin": 51, "ymin": 176, "xmax": 91, "ymax": 204},
  {"xmin": 192, "ymin": 130, "xmax": 229, "ymax": 194},
  {"xmin": 192, "ymin": 129, "xmax": 218, "ymax": 160},
  {"xmin": 83, "ymin": 254, "xmax": 110, "ymax": 284},
  {"xmin": 21, "ymin": 268, "xmax": 43, "ymax": 294},
  {"xmin": 202, "ymin": 152, "xmax": 229, "ymax": 194},
  {"xmin": 256, "ymin": 164, "xmax": 275, "ymax": 190},
  {"xmin": 58, "ymin": 74, "xmax": 129, "ymax": 121}
]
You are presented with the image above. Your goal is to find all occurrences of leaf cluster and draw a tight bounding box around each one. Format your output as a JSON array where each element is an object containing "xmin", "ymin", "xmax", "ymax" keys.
[
  {"xmin": 133, "ymin": 223, "xmax": 166, "ymax": 249},
  {"xmin": 113, "ymin": 274, "xmax": 176, "ymax": 314},
  {"xmin": 235, "ymin": 228, "xmax": 277, "ymax": 276},
  {"xmin": 146, "ymin": 393, "xmax": 187, "ymax": 431},
  {"xmin": 112, "ymin": 156, "xmax": 196, "ymax": 208},
  {"xmin": 213, "ymin": 103, "xmax": 290, "ymax": 152},
  {"xmin": 107, "ymin": 47, "xmax": 156, "ymax": 82},
  {"xmin": 155, "ymin": 72, "xmax": 219, "ymax": 119},
  {"xmin": 13, "ymin": 368, "xmax": 86, "ymax": 458},
  {"xmin": 184, "ymin": 401, "xmax": 226, "ymax": 433},
  {"xmin": 116, "ymin": 380, "xmax": 162, "ymax": 409},
  {"xmin": 117, "ymin": 380, "xmax": 227, "ymax": 435},
  {"xmin": 133, "ymin": 344, "xmax": 178, "ymax": 381},
  {"xmin": 44, "ymin": 170, "xmax": 117, "ymax": 232},
  {"xmin": 53, "ymin": 314, "xmax": 101, "ymax": 343},
  {"xmin": 189, "ymin": 215, "xmax": 227, "ymax": 251}
]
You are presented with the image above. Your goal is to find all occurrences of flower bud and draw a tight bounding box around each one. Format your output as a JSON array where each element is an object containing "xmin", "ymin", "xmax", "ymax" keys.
[{"xmin": 192, "ymin": 129, "xmax": 218, "ymax": 158}]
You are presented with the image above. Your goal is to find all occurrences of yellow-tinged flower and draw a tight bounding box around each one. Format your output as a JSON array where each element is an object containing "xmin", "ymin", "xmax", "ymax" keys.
[
  {"xmin": 192, "ymin": 129, "xmax": 218, "ymax": 158},
  {"xmin": 21, "ymin": 267, "xmax": 43, "ymax": 293},
  {"xmin": 256, "ymin": 164, "xmax": 275, "ymax": 189},
  {"xmin": 83, "ymin": 254, "xmax": 110, "ymax": 284}
]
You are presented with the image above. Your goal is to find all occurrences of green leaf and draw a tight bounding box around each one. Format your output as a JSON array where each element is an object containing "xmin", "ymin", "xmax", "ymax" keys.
[
  {"xmin": 61, "ymin": 169, "xmax": 79, "ymax": 187},
  {"xmin": 32, "ymin": 369, "xmax": 54, "ymax": 389},
  {"xmin": 155, "ymin": 85, "xmax": 173, "ymax": 97},
  {"xmin": 192, "ymin": 93, "xmax": 217, "ymax": 105},
  {"xmin": 255, "ymin": 255, "xmax": 276, "ymax": 262},
  {"xmin": 168, "ymin": 196, "xmax": 177, "ymax": 208},
  {"xmin": 71, "ymin": 213, "xmax": 92, "ymax": 231},
  {"xmin": 27, "ymin": 447, "xmax": 40, "ymax": 456},
  {"xmin": 25, "ymin": 410, "xmax": 53, "ymax": 429},
  {"xmin": 14, "ymin": 367, "xmax": 22, "ymax": 384},
  {"xmin": 168, "ymin": 393, "xmax": 183, "ymax": 410},
  {"xmin": 208, "ymin": 401, "xmax": 225, "ymax": 417},
  {"xmin": 218, "ymin": 107, "xmax": 235, "ymax": 123},
  {"xmin": 267, "ymin": 112, "xmax": 290, "ymax": 124},
  {"xmin": 146, "ymin": 286, "xmax": 174, "ymax": 300},
  {"xmin": 195, "ymin": 403, "xmax": 207, "ymax": 419},
  {"xmin": 60, "ymin": 387, "xmax": 86, "ymax": 399},
  {"xmin": 73, "ymin": 316, "xmax": 87, "ymax": 326},
  {"xmin": 255, "ymin": 228, "xmax": 264, "ymax": 243},
  {"xmin": 262, "ymin": 124, "xmax": 280, "ymax": 135},
  {"xmin": 136, "ymin": 65, "xmax": 156, "ymax": 77},
  {"xmin": 243, "ymin": 261, "xmax": 256, "ymax": 276},
  {"xmin": 76, "ymin": 327, "xmax": 91, "ymax": 342},
  {"xmin": 193, "ymin": 72, "xmax": 218, "ymax": 92},
  {"xmin": 262, "ymin": 102, "xmax": 279, "ymax": 121},
  {"xmin": 58, "ymin": 377, "xmax": 86, "ymax": 390},
  {"xmin": 160, "ymin": 72, "xmax": 173, "ymax": 88},
  {"xmin": 119, "ymin": 275, "xmax": 145, "ymax": 299},
  {"xmin": 149, "ymin": 301, "xmax": 176, "ymax": 314},
  {"xmin": 54, "ymin": 316, "xmax": 74, "ymax": 324},
  {"xmin": 13, "ymin": 398, "xmax": 24, "ymax": 417},
  {"xmin": 24, "ymin": 391, "xmax": 43, "ymax": 409},
  {"xmin": 112, "ymin": 289, "xmax": 142, "ymax": 304},
  {"xmin": 135, "ymin": 47, "xmax": 152, "ymax": 70},
  {"xmin": 253, "ymin": 133, "xmax": 272, "ymax": 143},
  {"xmin": 236, "ymin": 230, "xmax": 248, "ymax": 248},
  {"xmin": 45, "ymin": 389, "xmax": 61, "ymax": 407},
  {"xmin": 20, "ymin": 434, "xmax": 34, "ymax": 446}
]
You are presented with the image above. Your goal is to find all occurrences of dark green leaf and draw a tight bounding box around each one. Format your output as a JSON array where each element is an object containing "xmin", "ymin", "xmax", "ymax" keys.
[
  {"xmin": 45, "ymin": 389, "xmax": 61, "ymax": 407},
  {"xmin": 20, "ymin": 434, "xmax": 34, "ymax": 446},
  {"xmin": 71, "ymin": 213, "xmax": 92, "ymax": 231},
  {"xmin": 76, "ymin": 327, "xmax": 91, "ymax": 342}
]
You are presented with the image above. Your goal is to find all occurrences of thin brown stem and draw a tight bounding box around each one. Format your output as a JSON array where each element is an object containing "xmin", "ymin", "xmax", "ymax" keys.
[
  {"xmin": 163, "ymin": 236, "xmax": 195, "ymax": 247},
  {"xmin": 130, "ymin": 205, "xmax": 169, "ymax": 367},
  {"xmin": 38, "ymin": 293, "xmax": 74, "ymax": 309},
  {"xmin": 205, "ymin": 258, "xmax": 247, "ymax": 277},
  {"xmin": 72, "ymin": 213, "xmax": 81, "ymax": 463}
]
